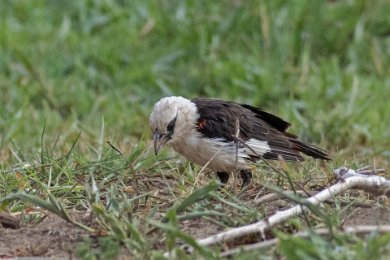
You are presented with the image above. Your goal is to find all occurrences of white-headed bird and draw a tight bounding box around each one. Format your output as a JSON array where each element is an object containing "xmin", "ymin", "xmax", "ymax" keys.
[{"xmin": 149, "ymin": 96, "xmax": 330, "ymax": 189}]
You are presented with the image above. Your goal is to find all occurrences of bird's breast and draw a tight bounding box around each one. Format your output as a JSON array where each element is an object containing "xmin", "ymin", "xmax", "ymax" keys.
[{"xmin": 170, "ymin": 133, "xmax": 250, "ymax": 172}]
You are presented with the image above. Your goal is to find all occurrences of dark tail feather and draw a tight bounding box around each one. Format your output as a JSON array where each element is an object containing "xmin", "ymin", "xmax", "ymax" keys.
[
  {"xmin": 290, "ymin": 139, "xmax": 331, "ymax": 160},
  {"xmin": 262, "ymin": 146, "xmax": 304, "ymax": 162}
]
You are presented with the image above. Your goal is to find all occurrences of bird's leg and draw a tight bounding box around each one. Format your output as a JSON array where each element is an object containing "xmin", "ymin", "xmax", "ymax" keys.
[
  {"xmin": 216, "ymin": 171, "xmax": 229, "ymax": 186},
  {"xmin": 239, "ymin": 169, "xmax": 252, "ymax": 190}
]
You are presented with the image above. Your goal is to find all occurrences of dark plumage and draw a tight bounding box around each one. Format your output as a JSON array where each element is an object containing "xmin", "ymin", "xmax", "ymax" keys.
[{"xmin": 192, "ymin": 98, "xmax": 330, "ymax": 162}]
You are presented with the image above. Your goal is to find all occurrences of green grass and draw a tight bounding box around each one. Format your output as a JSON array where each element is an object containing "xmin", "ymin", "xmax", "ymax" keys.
[{"xmin": 0, "ymin": 0, "xmax": 389, "ymax": 259}]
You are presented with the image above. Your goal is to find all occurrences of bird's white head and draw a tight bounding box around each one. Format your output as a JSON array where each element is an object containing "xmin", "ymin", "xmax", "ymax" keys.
[{"xmin": 149, "ymin": 96, "xmax": 198, "ymax": 155}]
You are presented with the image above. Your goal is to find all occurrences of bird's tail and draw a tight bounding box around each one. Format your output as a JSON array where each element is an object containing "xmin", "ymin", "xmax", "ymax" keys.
[{"xmin": 290, "ymin": 139, "xmax": 330, "ymax": 160}]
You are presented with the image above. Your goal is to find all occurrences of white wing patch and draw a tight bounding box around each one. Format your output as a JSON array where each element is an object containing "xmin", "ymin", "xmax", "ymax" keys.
[
  {"xmin": 244, "ymin": 138, "xmax": 271, "ymax": 157},
  {"xmin": 171, "ymin": 133, "xmax": 271, "ymax": 172}
]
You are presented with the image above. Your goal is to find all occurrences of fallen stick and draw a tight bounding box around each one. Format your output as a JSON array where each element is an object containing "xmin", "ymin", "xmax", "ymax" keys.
[
  {"xmin": 163, "ymin": 166, "xmax": 388, "ymax": 257},
  {"xmin": 195, "ymin": 166, "xmax": 388, "ymax": 248},
  {"xmin": 252, "ymin": 190, "xmax": 373, "ymax": 208}
]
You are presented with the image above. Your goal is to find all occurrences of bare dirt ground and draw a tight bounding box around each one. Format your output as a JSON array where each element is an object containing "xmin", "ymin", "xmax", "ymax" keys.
[
  {"xmin": 0, "ymin": 212, "xmax": 90, "ymax": 258},
  {"xmin": 343, "ymin": 206, "xmax": 390, "ymax": 226}
]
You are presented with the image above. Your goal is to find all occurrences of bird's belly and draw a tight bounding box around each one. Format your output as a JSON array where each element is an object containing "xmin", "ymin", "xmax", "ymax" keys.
[{"xmin": 171, "ymin": 136, "xmax": 250, "ymax": 172}]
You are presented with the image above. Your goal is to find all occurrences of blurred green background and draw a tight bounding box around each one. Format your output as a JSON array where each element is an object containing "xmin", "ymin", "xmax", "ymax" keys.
[{"xmin": 0, "ymin": 0, "xmax": 389, "ymax": 162}]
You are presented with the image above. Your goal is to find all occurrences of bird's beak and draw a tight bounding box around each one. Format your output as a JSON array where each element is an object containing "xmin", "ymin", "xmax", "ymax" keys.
[{"xmin": 153, "ymin": 131, "xmax": 168, "ymax": 155}]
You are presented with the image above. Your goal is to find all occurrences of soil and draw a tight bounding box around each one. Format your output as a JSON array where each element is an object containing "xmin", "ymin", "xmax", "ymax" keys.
[
  {"xmin": 343, "ymin": 206, "xmax": 390, "ymax": 226},
  {"xmin": 0, "ymin": 212, "xmax": 90, "ymax": 258}
]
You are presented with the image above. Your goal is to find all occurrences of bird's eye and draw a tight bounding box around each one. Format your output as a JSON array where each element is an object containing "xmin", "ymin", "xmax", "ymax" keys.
[{"xmin": 167, "ymin": 116, "xmax": 177, "ymax": 133}]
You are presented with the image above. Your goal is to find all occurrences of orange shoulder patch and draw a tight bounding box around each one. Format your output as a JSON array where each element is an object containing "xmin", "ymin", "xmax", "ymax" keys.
[{"xmin": 197, "ymin": 118, "xmax": 207, "ymax": 130}]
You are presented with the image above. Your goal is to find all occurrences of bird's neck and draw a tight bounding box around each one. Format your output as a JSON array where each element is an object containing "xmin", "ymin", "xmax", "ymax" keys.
[{"xmin": 170, "ymin": 128, "xmax": 201, "ymax": 156}]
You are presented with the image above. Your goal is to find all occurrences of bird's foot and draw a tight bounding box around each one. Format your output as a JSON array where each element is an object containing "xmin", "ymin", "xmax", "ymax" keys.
[
  {"xmin": 239, "ymin": 169, "xmax": 252, "ymax": 190},
  {"xmin": 216, "ymin": 171, "xmax": 229, "ymax": 186}
]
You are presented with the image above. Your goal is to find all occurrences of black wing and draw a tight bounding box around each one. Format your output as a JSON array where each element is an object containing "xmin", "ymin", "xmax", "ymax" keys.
[{"xmin": 191, "ymin": 98, "xmax": 330, "ymax": 161}]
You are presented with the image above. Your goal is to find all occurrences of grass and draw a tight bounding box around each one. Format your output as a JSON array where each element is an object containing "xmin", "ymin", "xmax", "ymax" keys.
[{"xmin": 0, "ymin": 0, "xmax": 389, "ymax": 259}]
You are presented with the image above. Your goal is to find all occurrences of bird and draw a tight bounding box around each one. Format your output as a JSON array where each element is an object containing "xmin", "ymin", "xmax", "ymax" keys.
[{"xmin": 149, "ymin": 96, "xmax": 330, "ymax": 189}]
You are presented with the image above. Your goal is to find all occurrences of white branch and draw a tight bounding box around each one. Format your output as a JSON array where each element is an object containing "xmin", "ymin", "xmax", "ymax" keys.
[
  {"xmin": 162, "ymin": 166, "xmax": 388, "ymax": 257},
  {"xmin": 195, "ymin": 167, "xmax": 389, "ymax": 247}
]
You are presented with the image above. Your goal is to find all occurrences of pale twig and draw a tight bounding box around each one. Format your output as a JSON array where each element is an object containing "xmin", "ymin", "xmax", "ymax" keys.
[
  {"xmin": 333, "ymin": 167, "xmax": 389, "ymax": 196},
  {"xmin": 253, "ymin": 190, "xmax": 373, "ymax": 208},
  {"xmin": 220, "ymin": 225, "xmax": 390, "ymax": 257},
  {"xmin": 334, "ymin": 167, "xmax": 385, "ymax": 178},
  {"xmin": 163, "ymin": 166, "xmax": 388, "ymax": 257},
  {"xmin": 193, "ymin": 166, "xmax": 390, "ymax": 247}
]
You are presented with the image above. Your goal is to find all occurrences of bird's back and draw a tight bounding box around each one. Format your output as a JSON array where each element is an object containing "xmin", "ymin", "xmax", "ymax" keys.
[{"xmin": 191, "ymin": 97, "xmax": 330, "ymax": 163}]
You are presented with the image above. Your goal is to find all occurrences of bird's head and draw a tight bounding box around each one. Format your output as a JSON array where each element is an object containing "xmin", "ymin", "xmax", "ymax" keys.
[{"xmin": 149, "ymin": 96, "xmax": 197, "ymax": 155}]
